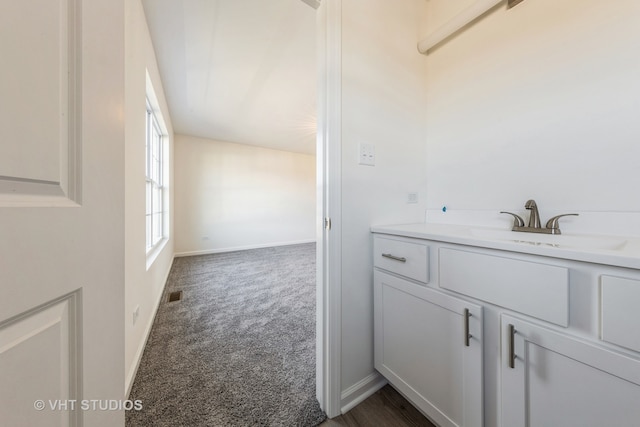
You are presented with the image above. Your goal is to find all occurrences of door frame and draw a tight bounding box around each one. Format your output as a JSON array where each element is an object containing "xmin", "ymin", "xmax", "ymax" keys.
[{"xmin": 316, "ymin": 0, "xmax": 342, "ymax": 418}]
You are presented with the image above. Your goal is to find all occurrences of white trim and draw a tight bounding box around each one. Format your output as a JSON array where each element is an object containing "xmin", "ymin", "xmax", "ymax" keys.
[
  {"xmin": 146, "ymin": 237, "xmax": 169, "ymax": 270},
  {"xmin": 315, "ymin": 0, "xmax": 327, "ymax": 409},
  {"xmin": 340, "ymin": 372, "xmax": 388, "ymax": 414},
  {"xmin": 125, "ymin": 253, "xmax": 175, "ymax": 397},
  {"xmin": 317, "ymin": 0, "xmax": 343, "ymax": 418},
  {"xmin": 174, "ymin": 239, "xmax": 316, "ymax": 257}
]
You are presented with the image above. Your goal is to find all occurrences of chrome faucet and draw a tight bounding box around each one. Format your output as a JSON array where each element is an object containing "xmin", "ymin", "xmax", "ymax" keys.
[{"xmin": 501, "ymin": 200, "xmax": 578, "ymax": 235}]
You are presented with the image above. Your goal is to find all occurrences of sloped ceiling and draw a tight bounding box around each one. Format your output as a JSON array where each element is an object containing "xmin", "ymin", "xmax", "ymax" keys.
[{"xmin": 141, "ymin": 0, "xmax": 317, "ymax": 155}]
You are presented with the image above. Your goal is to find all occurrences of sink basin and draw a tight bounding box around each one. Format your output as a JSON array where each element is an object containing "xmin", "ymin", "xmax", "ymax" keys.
[{"xmin": 470, "ymin": 228, "xmax": 628, "ymax": 251}]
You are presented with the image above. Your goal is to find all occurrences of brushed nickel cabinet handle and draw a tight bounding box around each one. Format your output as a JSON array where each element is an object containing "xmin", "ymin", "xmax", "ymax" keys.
[
  {"xmin": 464, "ymin": 308, "xmax": 472, "ymax": 347},
  {"xmin": 508, "ymin": 324, "xmax": 516, "ymax": 368},
  {"xmin": 381, "ymin": 253, "xmax": 407, "ymax": 263}
]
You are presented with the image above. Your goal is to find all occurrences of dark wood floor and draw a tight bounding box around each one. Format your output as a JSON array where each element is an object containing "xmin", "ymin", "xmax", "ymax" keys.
[{"xmin": 320, "ymin": 385, "xmax": 437, "ymax": 427}]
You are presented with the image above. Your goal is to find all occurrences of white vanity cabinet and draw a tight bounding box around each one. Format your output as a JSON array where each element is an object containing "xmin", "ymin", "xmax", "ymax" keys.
[
  {"xmin": 373, "ymin": 237, "xmax": 484, "ymax": 427},
  {"xmin": 372, "ymin": 224, "xmax": 640, "ymax": 427},
  {"xmin": 500, "ymin": 314, "xmax": 640, "ymax": 427}
]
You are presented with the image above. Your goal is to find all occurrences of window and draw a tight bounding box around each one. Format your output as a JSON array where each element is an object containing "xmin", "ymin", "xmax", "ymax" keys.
[{"xmin": 146, "ymin": 99, "xmax": 165, "ymax": 251}]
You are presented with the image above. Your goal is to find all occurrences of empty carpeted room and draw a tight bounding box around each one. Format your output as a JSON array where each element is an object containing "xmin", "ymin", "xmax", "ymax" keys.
[{"xmin": 127, "ymin": 0, "xmax": 323, "ymax": 425}]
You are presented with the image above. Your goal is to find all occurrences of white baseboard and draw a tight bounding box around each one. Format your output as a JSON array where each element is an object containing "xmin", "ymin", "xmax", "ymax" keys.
[
  {"xmin": 340, "ymin": 371, "xmax": 388, "ymax": 414},
  {"xmin": 174, "ymin": 239, "xmax": 316, "ymax": 257},
  {"xmin": 125, "ymin": 254, "xmax": 174, "ymax": 397}
]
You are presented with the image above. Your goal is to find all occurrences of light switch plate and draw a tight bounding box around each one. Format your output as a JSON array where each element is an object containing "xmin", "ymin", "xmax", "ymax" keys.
[{"xmin": 358, "ymin": 143, "xmax": 375, "ymax": 166}]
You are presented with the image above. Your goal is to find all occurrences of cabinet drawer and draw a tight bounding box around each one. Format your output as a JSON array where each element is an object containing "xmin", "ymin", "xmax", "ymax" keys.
[
  {"xmin": 373, "ymin": 237, "xmax": 429, "ymax": 283},
  {"xmin": 601, "ymin": 275, "xmax": 640, "ymax": 353},
  {"xmin": 440, "ymin": 248, "xmax": 569, "ymax": 327}
]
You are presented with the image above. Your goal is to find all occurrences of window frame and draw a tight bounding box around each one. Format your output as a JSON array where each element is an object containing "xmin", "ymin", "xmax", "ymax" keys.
[{"xmin": 145, "ymin": 98, "xmax": 165, "ymax": 253}]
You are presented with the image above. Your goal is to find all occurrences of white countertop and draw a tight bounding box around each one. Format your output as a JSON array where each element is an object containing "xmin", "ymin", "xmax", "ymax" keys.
[{"xmin": 371, "ymin": 222, "xmax": 640, "ymax": 270}]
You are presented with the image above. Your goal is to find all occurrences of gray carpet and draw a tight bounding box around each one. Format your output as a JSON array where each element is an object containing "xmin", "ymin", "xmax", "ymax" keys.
[{"xmin": 126, "ymin": 243, "xmax": 326, "ymax": 426}]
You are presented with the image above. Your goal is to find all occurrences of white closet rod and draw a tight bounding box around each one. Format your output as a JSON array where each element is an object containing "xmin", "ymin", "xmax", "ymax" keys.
[{"xmin": 417, "ymin": 0, "xmax": 503, "ymax": 54}]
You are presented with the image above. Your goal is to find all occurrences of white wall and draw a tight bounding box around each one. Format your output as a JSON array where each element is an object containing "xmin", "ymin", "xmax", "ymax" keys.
[
  {"xmin": 339, "ymin": 0, "xmax": 429, "ymax": 399},
  {"xmin": 424, "ymin": 0, "xmax": 640, "ymax": 235},
  {"xmin": 174, "ymin": 134, "xmax": 316, "ymax": 255},
  {"xmin": 124, "ymin": 0, "xmax": 175, "ymax": 394}
]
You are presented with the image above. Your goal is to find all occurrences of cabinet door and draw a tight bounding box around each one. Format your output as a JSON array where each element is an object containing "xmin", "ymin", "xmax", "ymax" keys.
[
  {"xmin": 501, "ymin": 314, "xmax": 640, "ymax": 427},
  {"xmin": 374, "ymin": 270, "xmax": 483, "ymax": 427}
]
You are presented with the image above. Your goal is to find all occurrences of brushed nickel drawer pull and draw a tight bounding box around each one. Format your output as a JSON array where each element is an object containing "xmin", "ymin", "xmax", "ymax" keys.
[
  {"xmin": 508, "ymin": 324, "xmax": 517, "ymax": 368},
  {"xmin": 381, "ymin": 253, "xmax": 407, "ymax": 263},
  {"xmin": 464, "ymin": 308, "xmax": 472, "ymax": 347}
]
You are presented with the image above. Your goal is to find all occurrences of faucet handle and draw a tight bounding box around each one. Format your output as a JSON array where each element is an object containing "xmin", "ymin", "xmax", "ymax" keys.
[
  {"xmin": 545, "ymin": 214, "xmax": 579, "ymax": 235},
  {"xmin": 500, "ymin": 211, "xmax": 525, "ymax": 228}
]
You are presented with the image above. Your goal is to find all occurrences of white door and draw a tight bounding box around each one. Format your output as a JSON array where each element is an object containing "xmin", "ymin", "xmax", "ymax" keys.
[
  {"xmin": 501, "ymin": 314, "xmax": 640, "ymax": 427},
  {"xmin": 374, "ymin": 271, "xmax": 484, "ymax": 427},
  {"xmin": 0, "ymin": 1, "xmax": 125, "ymax": 426}
]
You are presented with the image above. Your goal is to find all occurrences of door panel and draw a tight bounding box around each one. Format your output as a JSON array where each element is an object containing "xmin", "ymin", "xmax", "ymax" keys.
[
  {"xmin": 501, "ymin": 315, "xmax": 640, "ymax": 427},
  {"xmin": 374, "ymin": 270, "xmax": 483, "ymax": 427},
  {"xmin": 528, "ymin": 341, "xmax": 640, "ymax": 426},
  {"xmin": 381, "ymin": 282, "xmax": 464, "ymax": 425},
  {"xmin": 0, "ymin": 295, "xmax": 78, "ymax": 426},
  {"xmin": 0, "ymin": 0, "xmax": 125, "ymax": 425},
  {"xmin": 0, "ymin": 0, "xmax": 80, "ymax": 205}
]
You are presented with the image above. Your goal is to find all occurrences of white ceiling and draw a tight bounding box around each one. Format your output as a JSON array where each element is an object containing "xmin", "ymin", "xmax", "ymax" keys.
[{"xmin": 141, "ymin": 0, "xmax": 317, "ymax": 155}]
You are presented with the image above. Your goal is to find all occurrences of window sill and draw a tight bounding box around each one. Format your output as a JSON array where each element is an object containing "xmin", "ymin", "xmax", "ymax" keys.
[{"xmin": 146, "ymin": 238, "xmax": 169, "ymax": 271}]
